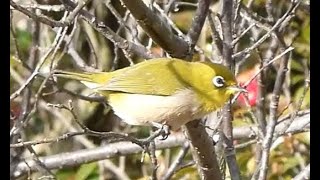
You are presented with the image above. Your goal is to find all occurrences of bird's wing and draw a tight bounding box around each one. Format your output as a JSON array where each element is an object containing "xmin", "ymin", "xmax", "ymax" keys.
[{"xmin": 94, "ymin": 60, "xmax": 190, "ymax": 96}]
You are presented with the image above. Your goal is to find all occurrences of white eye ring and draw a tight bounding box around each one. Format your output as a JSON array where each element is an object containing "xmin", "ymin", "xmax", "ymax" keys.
[{"xmin": 212, "ymin": 76, "xmax": 225, "ymax": 87}]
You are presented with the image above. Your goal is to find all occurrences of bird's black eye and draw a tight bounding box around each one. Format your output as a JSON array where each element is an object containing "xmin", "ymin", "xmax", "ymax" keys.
[{"xmin": 212, "ymin": 76, "xmax": 225, "ymax": 88}]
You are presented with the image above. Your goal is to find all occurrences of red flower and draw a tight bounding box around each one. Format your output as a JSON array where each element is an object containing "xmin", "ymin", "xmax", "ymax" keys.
[{"xmin": 236, "ymin": 65, "xmax": 259, "ymax": 107}]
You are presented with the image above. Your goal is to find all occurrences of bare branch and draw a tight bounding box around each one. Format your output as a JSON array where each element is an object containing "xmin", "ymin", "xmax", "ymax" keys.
[
  {"xmin": 64, "ymin": 0, "xmax": 91, "ymax": 25},
  {"xmin": 13, "ymin": 133, "xmax": 187, "ymax": 178},
  {"xmin": 60, "ymin": 0, "xmax": 157, "ymax": 59},
  {"xmin": 186, "ymin": 0, "xmax": 211, "ymax": 50},
  {"xmin": 292, "ymin": 164, "xmax": 310, "ymax": 180},
  {"xmin": 220, "ymin": 0, "xmax": 241, "ymax": 179},
  {"xmin": 162, "ymin": 142, "xmax": 190, "ymax": 180},
  {"xmin": 184, "ymin": 121, "xmax": 222, "ymax": 180},
  {"xmin": 11, "ymin": 110, "xmax": 309, "ymax": 178},
  {"xmin": 120, "ymin": 0, "xmax": 189, "ymax": 58},
  {"xmin": 233, "ymin": 1, "xmax": 301, "ymax": 59},
  {"xmin": 208, "ymin": 12, "xmax": 223, "ymax": 63},
  {"xmin": 10, "ymin": 0, "xmax": 67, "ymax": 27},
  {"xmin": 257, "ymin": 31, "xmax": 297, "ymax": 180},
  {"xmin": 11, "ymin": 3, "xmax": 65, "ymax": 12}
]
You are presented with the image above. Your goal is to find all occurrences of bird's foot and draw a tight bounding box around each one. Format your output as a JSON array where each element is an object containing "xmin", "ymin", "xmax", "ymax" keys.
[
  {"xmin": 151, "ymin": 122, "xmax": 171, "ymax": 140},
  {"xmin": 159, "ymin": 124, "xmax": 170, "ymax": 140}
]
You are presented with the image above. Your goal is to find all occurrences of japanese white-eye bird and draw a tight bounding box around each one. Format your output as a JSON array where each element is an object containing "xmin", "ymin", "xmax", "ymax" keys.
[{"xmin": 54, "ymin": 58, "xmax": 246, "ymax": 131}]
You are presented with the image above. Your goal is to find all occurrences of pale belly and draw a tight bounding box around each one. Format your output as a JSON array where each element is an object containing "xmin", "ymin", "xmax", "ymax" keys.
[{"xmin": 107, "ymin": 89, "xmax": 206, "ymax": 131}]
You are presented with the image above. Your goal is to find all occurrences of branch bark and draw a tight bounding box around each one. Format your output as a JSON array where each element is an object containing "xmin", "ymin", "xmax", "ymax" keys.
[
  {"xmin": 59, "ymin": 0, "xmax": 158, "ymax": 59},
  {"xmin": 292, "ymin": 164, "xmax": 310, "ymax": 180},
  {"xmin": 120, "ymin": 0, "xmax": 190, "ymax": 58},
  {"xmin": 184, "ymin": 121, "xmax": 222, "ymax": 180},
  {"xmin": 220, "ymin": 0, "xmax": 241, "ymax": 179},
  {"xmin": 12, "ymin": 111, "xmax": 309, "ymax": 178},
  {"xmin": 187, "ymin": 0, "xmax": 211, "ymax": 50},
  {"xmin": 258, "ymin": 43, "xmax": 292, "ymax": 180},
  {"xmin": 10, "ymin": 0, "xmax": 66, "ymax": 27}
]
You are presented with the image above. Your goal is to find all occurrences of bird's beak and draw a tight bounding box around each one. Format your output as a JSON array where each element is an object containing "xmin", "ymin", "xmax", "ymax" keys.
[{"xmin": 227, "ymin": 85, "xmax": 248, "ymax": 94}]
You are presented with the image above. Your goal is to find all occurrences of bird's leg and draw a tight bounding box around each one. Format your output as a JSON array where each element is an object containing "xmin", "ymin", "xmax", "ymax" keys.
[{"xmin": 150, "ymin": 122, "xmax": 171, "ymax": 140}]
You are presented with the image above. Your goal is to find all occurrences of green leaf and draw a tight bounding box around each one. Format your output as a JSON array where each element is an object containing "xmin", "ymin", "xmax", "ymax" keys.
[
  {"xmin": 172, "ymin": 166, "xmax": 198, "ymax": 180},
  {"xmin": 75, "ymin": 162, "xmax": 98, "ymax": 180},
  {"xmin": 282, "ymin": 157, "xmax": 300, "ymax": 173},
  {"xmin": 56, "ymin": 168, "xmax": 76, "ymax": 180},
  {"xmin": 302, "ymin": 21, "xmax": 310, "ymax": 44},
  {"xmin": 15, "ymin": 29, "xmax": 32, "ymax": 52},
  {"xmin": 10, "ymin": 55, "xmax": 24, "ymax": 70},
  {"xmin": 293, "ymin": 87, "xmax": 310, "ymax": 109}
]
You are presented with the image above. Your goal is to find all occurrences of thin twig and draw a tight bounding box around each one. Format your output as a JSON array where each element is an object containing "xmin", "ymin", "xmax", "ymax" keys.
[
  {"xmin": 148, "ymin": 141, "xmax": 159, "ymax": 180},
  {"xmin": 10, "ymin": 0, "xmax": 67, "ymax": 27},
  {"xmin": 10, "ymin": 20, "xmax": 40, "ymax": 151},
  {"xmin": 12, "ymin": 133, "xmax": 187, "ymax": 178},
  {"xmin": 265, "ymin": 0, "xmax": 274, "ymax": 22},
  {"xmin": 60, "ymin": 0, "xmax": 157, "ymax": 59},
  {"xmin": 10, "ymin": 131, "xmax": 86, "ymax": 148},
  {"xmin": 104, "ymin": 0, "xmax": 135, "ymax": 40},
  {"xmin": 64, "ymin": 0, "xmax": 92, "ymax": 25},
  {"xmin": 12, "ymin": 111, "xmax": 309, "ymax": 178},
  {"xmin": 243, "ymin": 46, "xmax": 294, "ymax": 87},
  {"xmin": 120, "ymin": 0, "xmax": 189, "ymax": 58},
  {"xmin": 274, "ymin": 71, "xmax": 310, "ymax": 138},
  {"xmin": 257, "ymin": 38, "xmax": 293, "ymax": 180},
  {"xmin": 162, "ymin": 142, "xmax": 190, "ymax": 180},
  {"xmin": 10, "ymin": 22, "xmax": 70, "ymax": 101},
  {"xmin": 25, "ymin": 146, "xmax": 55, "ymax": 178},
  {"xmin": 10, "ymin": 11, "xmax": 23, "ymax": 62},
  {"xmin": 14, "ymin": 3, "xmax": 65, "ymax": 12},
  {"xmin": 235, "ymin": 139, "xmax": 257, "ymax": 149},
  {"xmin": 233, "ymin": 2, "xmax": 301, "ymax": 59},
  {"xmin": 232, "ymin": 23, "xmax": 256, "ymax": 46},
  {"xmin": 292, "ymin": 164, "xmax": 310, "ymax": 180}
]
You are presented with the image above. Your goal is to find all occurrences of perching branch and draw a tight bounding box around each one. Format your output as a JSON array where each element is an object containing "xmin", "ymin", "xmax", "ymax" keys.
[
  {"xmin": 11, "ymin": 111, "xmax": 309, "ymax": 178},
  {"xmin": 12, "ymin": 133, "xmax": 186, "ymax": 178},
  {"xmin": 184, "ymin": 121, "xmax": 222, "ymax": 180}
]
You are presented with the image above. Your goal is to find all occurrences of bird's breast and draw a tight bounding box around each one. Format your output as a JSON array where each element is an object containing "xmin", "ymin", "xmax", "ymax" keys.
[{"xmin": 107, "ymin": 89, "xmax": 206, "ymax": 130}]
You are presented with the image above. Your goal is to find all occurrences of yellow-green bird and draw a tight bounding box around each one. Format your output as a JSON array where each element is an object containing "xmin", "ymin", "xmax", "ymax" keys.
[{"xmin": 54, "ymin": 58, "xmax": 246, "ymax": 131}]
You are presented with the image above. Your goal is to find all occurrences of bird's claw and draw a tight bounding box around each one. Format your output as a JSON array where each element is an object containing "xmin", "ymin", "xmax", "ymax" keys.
[
  {"xmin": 159, "ymin": 124, "xmax": 170, "ymax": 140},
  {"xmin": 150, "ymin": 122, "xmax": 171, "ymax": 140}
]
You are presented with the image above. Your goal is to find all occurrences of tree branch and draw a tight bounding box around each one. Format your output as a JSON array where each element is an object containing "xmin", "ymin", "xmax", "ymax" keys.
[
  {"xmin": 220, "ymin": 0, "xmax": 241, "ymax": 179},
  {"xmin": 187, "ymin": 0, "xmax": 211, "ymax": 50},
  {"xmin": 10, "ymin": 0, "xmax": 66, "ymax": 27},
  {"xmin": 258, "ymin": 43, "xmax": 293, "ymax": 180},
  {"xmin": 13, "ymin": 133, "xmax": 186, "ymax": 178},
  {"xmin": 184, "ymin": 121, "xmax": 222, "ymax": 180},
  {"xmin": 162, "ymin": 142, "xmax": 190, "ymax": 180},
  {"xmin": 12, "ymin": 111, "xmax": 309, "ymax": 178},
  {"xmin": 292, "ymin": 164, "xmax": 310, "ymax": 180},
  {"xmin": 59, "ymin": 0, "xmax": 157, "ymax": 59},
  {"xmin": 120, "ymin": 0, "xmax": 189, "ymax": 58}
]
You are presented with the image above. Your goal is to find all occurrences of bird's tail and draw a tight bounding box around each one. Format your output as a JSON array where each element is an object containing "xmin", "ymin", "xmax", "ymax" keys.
[
  {"xmin": 53, "ymin": 70, "xmax": 112, "ymax": 89},
  {"xmin": 53, "ymin": 70, "xmax": 96, "ymax": 82}
]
